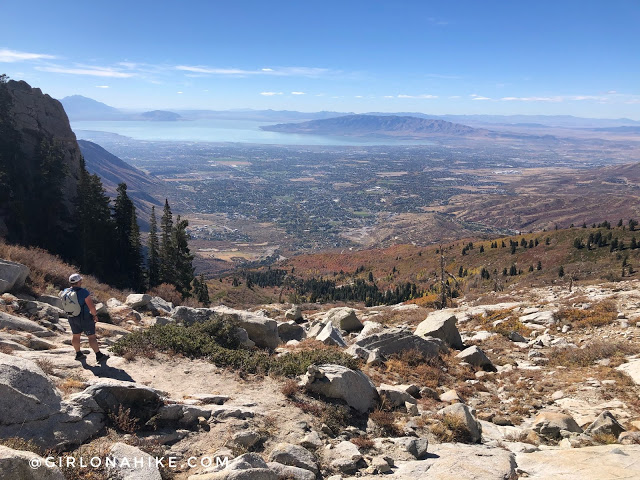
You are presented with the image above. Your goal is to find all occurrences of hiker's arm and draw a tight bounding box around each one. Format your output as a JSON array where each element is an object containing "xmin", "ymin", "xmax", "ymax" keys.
[{"xmin": 85, "ymin": 296, "xmax": 98, "ymax": 319}]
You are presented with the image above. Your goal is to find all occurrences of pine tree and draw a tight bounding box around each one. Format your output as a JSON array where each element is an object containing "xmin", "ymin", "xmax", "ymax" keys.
[
  {"xmin": 74, "ymin": 158, "xmax": 115, "ymax": 281},
  {"xmin": 558, "ymin": 265, "xmax": 565, "ymax": 277},
  {"xmin": 112, "ymin": 183, "xmax": 143, "ymax": 289},
  {"xmin": 193, "ymin": 275, "xmax": 210, "ymax": 305},
  {"xmin": 159, "ymin": 199, "xmax": 176, "ymax": 285},
  {"xmin": 147, "ymin": 206, "xmax": 160, "ymax": 288},
  {"xmin": 172, "ymin": 215, "xmax": 195, "ymax": 296}
]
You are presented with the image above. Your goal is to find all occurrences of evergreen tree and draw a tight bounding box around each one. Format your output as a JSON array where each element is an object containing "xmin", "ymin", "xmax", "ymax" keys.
[
  {"xmin": 172, "ymin": 215, "xmax": 195, "ymax": 296},
  {"xmin": 193, "ymin": 275, "xmax": 210, "ymax": 306},
  {"xmin": 147, "ymin": 206, "xmax": 160, "ymax": 288},
  {"xmin": 558, "ymin": 265, "xmax": 565, "ymax": 277},
  {"xmin": 537, "ymin": 260, "xmax": 542, "ymax": 270},
  {"xmin": 159, "ymin": 199, "xmax": 176, "ymax": 285},
  {"xmin": 112, "ymin": 183, "xmax": 143, "ymax": 289},
  {"xmin": 74, "ymin": 158, "xmax": 115, "ymax": 281}
]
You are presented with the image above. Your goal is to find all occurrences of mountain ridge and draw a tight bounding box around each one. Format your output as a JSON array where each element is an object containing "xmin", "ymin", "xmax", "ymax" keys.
[{"xmin": 260, "ymin": 114, "xmax": 487, "ymax": 138}]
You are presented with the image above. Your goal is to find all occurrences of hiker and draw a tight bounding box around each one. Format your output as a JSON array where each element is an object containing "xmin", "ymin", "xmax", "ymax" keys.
[{"xmin": 61, "ymin": 274, "xmax": 109, "ymax": 363}]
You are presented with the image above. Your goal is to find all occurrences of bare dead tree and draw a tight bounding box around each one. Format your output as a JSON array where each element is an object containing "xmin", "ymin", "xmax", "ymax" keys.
[{"xmin": 438, "ymin": 245, "xmax": 460, "ymax": 309}]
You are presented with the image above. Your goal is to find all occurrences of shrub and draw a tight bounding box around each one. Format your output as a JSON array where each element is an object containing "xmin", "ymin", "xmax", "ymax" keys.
[
  {"xmin": 430, "ymin": 413, "xmax": 474, "ymax": 443},
  {"xmin": 556, "ymin": 300, "xmax": 618, "ymax": 328},
  {"xmin": 108, "ymin": 405, "xmax": 139, "ymax": 433},
  {"xmin": 110, "ymin": 319, "xmax": 358, "ymax": 377},
  {"xmin": 292, "ymin": 400, "xmax": 351, "ymax": 433},
  {"xmin": 384, "ymin": 349, "xmax": 446, "ymax": 389},
  {"xmin": 369, "ymin": 409, "xmax": 402, "ymax": 437},
  {"xmin": 591, "ymin": 433, "xmax": 618, "ymax": 445},
  {"xmin": 490, "ymin": 316, "xmax": 533, "ymax": 338},
  {"xmin": 350, "ymin": 436, "xmax": 375, "ymax": 450},
  {"xmin": 321, "ymin": 404, "xmax": 351, "ymax": 434},
  {"xmin": 0, "ymin": 239, "xmax": 121, "ymax": 301},
  {"xmin": 35, "ymin": 358, "xmax": 55, "ymax": 375},
  {"xmin": 281, "ymin": 379, "xmax": 299, "ymax": 398},
  {"xmin": 548, "ymin": 340, "xmax": 640, "ymax": 367}
]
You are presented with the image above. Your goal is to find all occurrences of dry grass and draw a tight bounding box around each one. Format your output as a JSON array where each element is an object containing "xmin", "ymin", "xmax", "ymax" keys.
[
  {"xmin": 430, "ymin": 413, "xmax": 474, "ymax": 443},
  {"xmin": 350, "ymin": 436, "xmax": 375, "ymax": 450},
  {"xmin": 556, "ymin": 300, "xmax": 618, "ymax": 328},
  {"xmin": 280, "ymin": 379, "xmax": 299, "ymax": 398},
  {"xmin": 548, "ymin": 340, "xmax": 640, "ymax": 367},
  {"xmin": 0, "ymin": 240, "xmax": 123, "ymax": 302},
  {"xmin": 35, "ymin": 358, "xmax": 56, "ymax": 375},
  {"xmin": 123, "ymin": 351, "xmax": 137, "ymax": 362},
  {"xmin": 58, "ymin": 439, "xmax": 113, "ymax": 480},
  {"xmin": 382, "ymin": 349, "xmax": 447, "ymax": 389},
  {"xmin": 58, "ymin": 375, "xmax": 87, "ymax": 396},
  {"xmin": 592, "ymin": 433, "xmax": 618, "ymax": 445},
  {"xmin": 0, "ymin": 345, "xmax": 14, "ymax": 354},
  {"xmin": 0, "ymin": 437, "xmax": 42, "ymax": 455},
  {"xmin": 369, "ymin": 409, "xmax": 403, "ymax": 437},
  {"xmin": 490, "ymin": 316, "xmax": 533, "ymax": 338},
  {"xmin": 504, "ymin": 431, "xmax": 540, "ymax": 445}
]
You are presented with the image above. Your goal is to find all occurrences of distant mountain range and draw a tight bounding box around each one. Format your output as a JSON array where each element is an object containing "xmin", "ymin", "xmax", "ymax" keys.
[
  {"xmin": 260, "ymin": 114, "xmax": 487, "ymax": 138},
  {"xmin": 61, "ymin": 96, "xmax": 182, "ymax": 121},
  {"xmin": 59, "ymin": 95, "xmax": 640, "ymax": 129}
]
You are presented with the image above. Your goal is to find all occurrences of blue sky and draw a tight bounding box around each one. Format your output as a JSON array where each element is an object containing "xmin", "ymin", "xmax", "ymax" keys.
[{"xmin": 1, "ymin": 0, "xmax": 639, "ymax": 118}]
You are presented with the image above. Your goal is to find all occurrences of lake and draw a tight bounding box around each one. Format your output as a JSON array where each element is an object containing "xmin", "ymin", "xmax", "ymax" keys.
[{"xmin": 71, "ymin": 119, "xmax": 434, "ymax": 146}]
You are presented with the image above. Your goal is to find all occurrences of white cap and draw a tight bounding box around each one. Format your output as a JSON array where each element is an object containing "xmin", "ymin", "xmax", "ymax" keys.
[{"xmin": 69, "ymin": 273, "xmax": 82, "ymax": 284}]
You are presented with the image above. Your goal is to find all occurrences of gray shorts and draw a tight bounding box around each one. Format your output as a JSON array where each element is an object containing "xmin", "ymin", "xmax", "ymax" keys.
[{"xmin": 69, "ymin": 311, "xmax": 95, "ymax": 336}]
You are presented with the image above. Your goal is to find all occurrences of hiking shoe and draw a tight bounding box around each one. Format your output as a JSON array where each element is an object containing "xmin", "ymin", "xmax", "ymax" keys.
[
  {"xmin": 95, "ymin": 352, "xmax": 109, "ymax": 363},
  {"xmin": 75, "ymin": 351, "xmax": 86, "ymax": 360}
]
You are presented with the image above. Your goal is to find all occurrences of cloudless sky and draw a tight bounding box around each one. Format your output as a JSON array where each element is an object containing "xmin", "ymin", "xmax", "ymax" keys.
[{"xmin": 1, "ymin": 0, "xmax": 639, "ymax": 118}]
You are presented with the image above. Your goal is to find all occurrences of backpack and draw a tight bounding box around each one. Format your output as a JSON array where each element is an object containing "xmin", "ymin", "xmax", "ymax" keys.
[{"xmin": 59, "ymin": 288, "xmax": 82, "ymax": 316}]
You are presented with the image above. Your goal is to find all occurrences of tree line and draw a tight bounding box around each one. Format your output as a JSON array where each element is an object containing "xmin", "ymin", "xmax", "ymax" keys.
[{"xmin": 241, "ymin": 268, "xmax": 422, "ymax": 306}]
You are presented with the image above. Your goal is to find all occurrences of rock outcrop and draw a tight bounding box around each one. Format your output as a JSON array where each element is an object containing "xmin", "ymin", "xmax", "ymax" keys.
[
  {"xmin": 2, "ymin": 79, "xmax": 84, "ymax": 221},
  {"xmin": 300, "ymin": 364, "xmax": 378, "ymax": 413},
  {"xmin": 0, "ymin": 260, "xmax": 30, "ymax": 294},
  {"xmin": 414, "ymin": 311, "xmax": 464, "ymax": 349}
]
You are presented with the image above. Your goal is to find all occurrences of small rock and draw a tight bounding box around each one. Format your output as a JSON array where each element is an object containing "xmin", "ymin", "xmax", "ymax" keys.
[
  {"xmin": 268, "ymin": 443, "xmax": 318, "ymax": 475},
  {"xmin": 584, "ymin": 411, "xmax": 625, "ymax": 438},
  {"xmin": 439, "ymin": 389, "xmax": 462, "ymax": 403},
  {"xmin": 370, "ymin": 456, "xmax": 392, "ymax": 474},
  {"xmin": 316, "ymin": 322, "xmax": 347, "ymax": 347},
  {"xmin": 125, "ymin": 294, "xmax": 152, "ymax": 309},
  {"xmin": 325, "ymin": 307, "xmax": 363, "ymax": 332},
  {"xmin": 456, "ymin": 345, "xmax": 496, "ymax": 371},
  {"xmin": 232, "ymin": 430, "xmax": 261, "ymax": 449}
]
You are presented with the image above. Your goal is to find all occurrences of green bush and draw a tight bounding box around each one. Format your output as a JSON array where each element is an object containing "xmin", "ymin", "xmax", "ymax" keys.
[{"xmin": 110, "ymin": 319, "xmax": 358, "ymax": 377}]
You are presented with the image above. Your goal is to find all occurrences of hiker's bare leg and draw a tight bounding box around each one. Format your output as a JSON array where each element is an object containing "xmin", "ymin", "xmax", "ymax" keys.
[
  {"xmin": 88, "ymin": 334, "xmax": 100, "ymax": 353},
  {"xmin": 72, "ymin": 333, "xmax": 81, "ymax": 352}
]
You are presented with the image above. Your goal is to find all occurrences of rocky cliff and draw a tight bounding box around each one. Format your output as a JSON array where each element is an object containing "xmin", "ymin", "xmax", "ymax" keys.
[{"xmin": 0, "ymin": 79, "xmax": 84, "ymax": 238}]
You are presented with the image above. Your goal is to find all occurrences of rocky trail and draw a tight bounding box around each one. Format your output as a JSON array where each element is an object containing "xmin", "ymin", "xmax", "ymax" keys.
[{"xmin": 1, "ymin": 258, "xmax": 640, "ymax": 479}]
